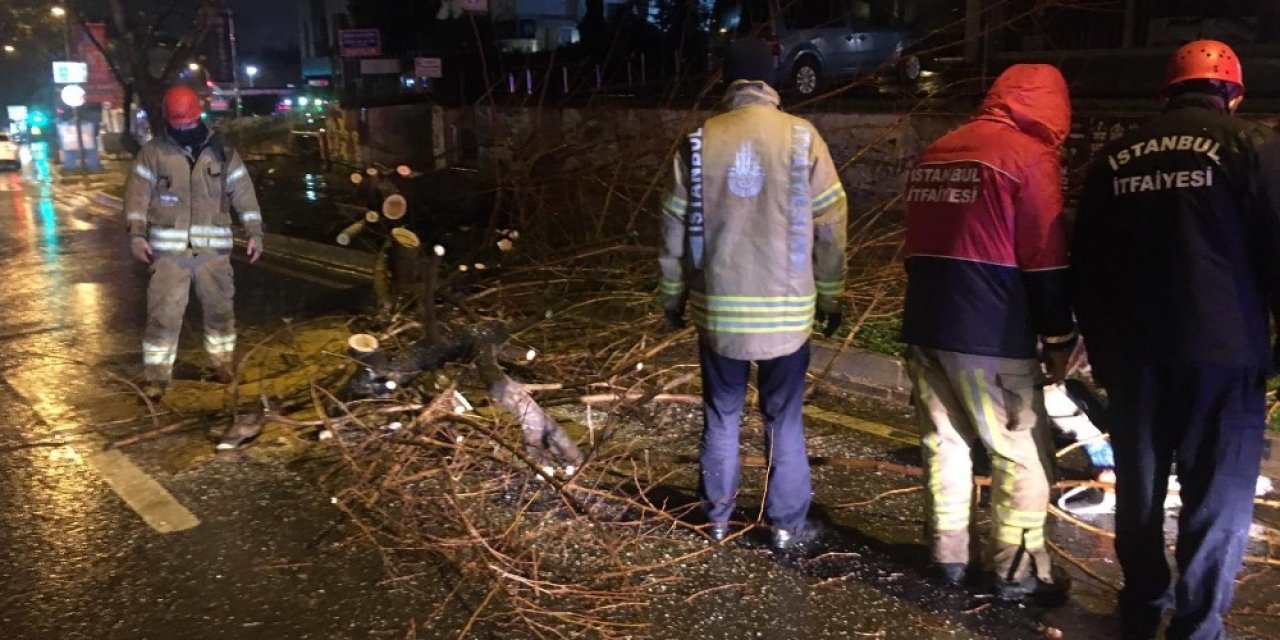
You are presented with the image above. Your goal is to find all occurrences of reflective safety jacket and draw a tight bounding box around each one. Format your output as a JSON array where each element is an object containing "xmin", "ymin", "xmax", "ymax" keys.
[
  {"xmin": 659, "ymin": 81, "xmax": 848, "ymax": 362},
  {"xmin": 1073, "ymin": 92, "xmax": 1280, "ymax": 378},
  {"xmin": 123, "ymin": 129, "xmax": 263, "ymax": 252},
  {"xmin": 902, "ymin": 64, "xmax": 1076, "ymax": 359}
]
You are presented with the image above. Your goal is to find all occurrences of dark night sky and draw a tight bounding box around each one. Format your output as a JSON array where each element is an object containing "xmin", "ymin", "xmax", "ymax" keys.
[{"xmin": 225, "ymin": 0, "xmax": 298, "ymax": 55}]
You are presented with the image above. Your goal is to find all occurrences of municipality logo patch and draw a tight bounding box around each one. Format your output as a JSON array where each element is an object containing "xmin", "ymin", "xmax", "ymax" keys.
[{"xmin": 727, "ymin": 141, "xmax": 764, "ymax": 198}]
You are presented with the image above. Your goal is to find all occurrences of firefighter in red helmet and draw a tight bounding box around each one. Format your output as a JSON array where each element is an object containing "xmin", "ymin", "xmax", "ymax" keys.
[
  {"xmin": 123, "ymin": 85, "xmax": 265, "ymax": 411},
  {"xmin": 1074, "ymin": 40, "xmax": 1280, "ymax": 639}
]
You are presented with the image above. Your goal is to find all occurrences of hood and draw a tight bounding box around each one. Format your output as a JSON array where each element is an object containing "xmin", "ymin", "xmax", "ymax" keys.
[
  {"xmin": 976, "ymin": 64, "xmax": 1070, "ymax": 148},
  {"xmin": 723, "ymin": 80, "xmax": 781, "ymax": 111}
]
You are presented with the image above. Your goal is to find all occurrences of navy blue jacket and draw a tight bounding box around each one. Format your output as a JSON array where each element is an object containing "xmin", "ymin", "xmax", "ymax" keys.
[{"xmin": 1072, "ymin": 93, "xmax": 1280, "ymax": 380}]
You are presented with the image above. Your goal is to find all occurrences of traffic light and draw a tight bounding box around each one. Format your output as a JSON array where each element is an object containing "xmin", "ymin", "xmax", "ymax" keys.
[{"xmin": 28, "ymin": 110, "xmax": 48, "ymax": 127}]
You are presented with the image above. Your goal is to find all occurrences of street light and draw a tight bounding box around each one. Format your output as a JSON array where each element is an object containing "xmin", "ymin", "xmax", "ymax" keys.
[
  {"xmin": 188, "ymin": 62, "xmax": 200, "ymax": 72},
  {"xmin": 50, "ymin": 6, "xmax": 66, "ymax": 18},
  {"xmin": 2, "ymin": 45, "xmax": 13, "ymax": 54},
  {"xmin": 244, "ymin": 65, "xmax": 259, "ymax": 88}
]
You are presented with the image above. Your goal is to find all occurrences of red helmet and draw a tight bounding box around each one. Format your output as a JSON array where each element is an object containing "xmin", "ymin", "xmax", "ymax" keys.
[
  {"xmin": 163, "ymin": 86, "xmax": 202, "ymax": 127},
  {"xmin": 1165, "ymin": 39, "xmax": 1244, "ymax": 92}
]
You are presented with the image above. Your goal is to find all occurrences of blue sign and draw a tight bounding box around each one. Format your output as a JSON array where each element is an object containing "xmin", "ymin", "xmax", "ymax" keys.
[{"xmin": 339, "ymin": 29, "xmax": 381, "ymax": 58}]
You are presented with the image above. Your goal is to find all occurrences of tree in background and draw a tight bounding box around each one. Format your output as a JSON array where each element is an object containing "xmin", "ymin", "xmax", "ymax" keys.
[
  {"xmin": 76, "ymin": 0, "xmax": 219, "ymax": 153},
  {"xmin": 0, "ymin": 1, "xmax": 70, "ymax": 109}
]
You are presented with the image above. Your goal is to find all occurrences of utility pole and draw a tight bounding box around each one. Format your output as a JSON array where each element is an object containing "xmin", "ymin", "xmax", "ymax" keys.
[{"xmin": 227, "ymin": 9, "xmax": 242, "ymax": 118}]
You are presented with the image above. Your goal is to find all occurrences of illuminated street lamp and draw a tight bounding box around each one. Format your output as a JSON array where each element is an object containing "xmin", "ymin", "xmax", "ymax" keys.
[
  {"xmin": 188, "ymin": 62, "xmax": 200, "ymax": 72},
  {"xmin": 244, "ymin": 65, "xmax": 259, "ymax": 88},
  {"xmin": 2, "ymin": 45, "xmax": 14, "ymax": 54},
  {"xmin": 50, "ymin": 6, "xmax": 66, "ymax": 18}
]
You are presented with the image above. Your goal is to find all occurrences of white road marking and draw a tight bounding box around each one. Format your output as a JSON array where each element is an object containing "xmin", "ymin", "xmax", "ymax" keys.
[
  {"xmin": 79, "ymin": 448, "xmax": 201, "ymax": 533},
  {"xmin": 4, "ymin": 374, "xmax": 201, "ymax": 533}
]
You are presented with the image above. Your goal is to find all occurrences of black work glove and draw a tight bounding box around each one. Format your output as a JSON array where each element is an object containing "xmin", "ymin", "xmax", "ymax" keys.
[
  {"xmin": 815, "ymin": 308, "xmax": 842, "ymax": 338},
  {"xmin": 663, "ymin": 307, "xmax": 686, "ymax": 331}
]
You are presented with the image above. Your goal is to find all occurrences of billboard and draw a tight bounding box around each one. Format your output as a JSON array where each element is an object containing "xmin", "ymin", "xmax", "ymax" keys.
[
  {"xmin": 339, "ymin": 29, "xmax": 381, "ymax": 57},
  {"xmin": 52, "ymin": 62, "xmax": 89, "ymax": 84}
]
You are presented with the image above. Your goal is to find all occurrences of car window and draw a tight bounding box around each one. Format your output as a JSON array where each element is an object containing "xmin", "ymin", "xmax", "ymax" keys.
[{"xmin": 780, "ymin": 0, "xmax": 848, "ymax": 30}]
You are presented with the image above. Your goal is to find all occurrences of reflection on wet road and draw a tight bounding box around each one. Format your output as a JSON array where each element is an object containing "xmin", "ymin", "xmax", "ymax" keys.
[{"xmin": 0, "ymin": 145, "xmax": 433, "ymax": 639}]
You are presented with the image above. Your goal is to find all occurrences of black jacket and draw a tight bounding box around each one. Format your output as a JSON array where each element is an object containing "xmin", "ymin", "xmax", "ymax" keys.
[{"xmin": 1072, "ymin": 93, "xmax": 1280, "ymax": 381}]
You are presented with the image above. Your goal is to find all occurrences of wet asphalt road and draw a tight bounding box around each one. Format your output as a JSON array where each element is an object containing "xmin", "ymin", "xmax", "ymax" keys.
[
  {"xmin": 0, "ymin": 145, "xmax": 443, "ymax": 639},
  {"xmin": 3, "ymin": 143, "xmax": 1278, "ymax": 639}
]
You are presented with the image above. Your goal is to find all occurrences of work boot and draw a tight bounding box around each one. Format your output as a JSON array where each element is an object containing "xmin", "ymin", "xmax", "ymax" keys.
[
  {"xmin": 216, "ymin": 414, "xmax": 264, "ymax": 451},
  {"xmin": 994, "ymin": 572, "xmax": 1071, "ymax": 605},
  {"xmin": 772, "ymin": 519, "xmax": 821, "ymax": 550},
  {"xmin": 141, "ymin": 381, "xmax": 168, "ymax": 402},
  {"xmin": 707, "ymin": 523, "xmax": 731, "ymax": 543},
  {"xmin": 932, "ymin": 562, "xmax": 969, "ymax": 588}
]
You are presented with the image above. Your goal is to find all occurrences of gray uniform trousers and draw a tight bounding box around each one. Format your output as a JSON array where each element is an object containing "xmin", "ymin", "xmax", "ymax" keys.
[
  {"xmin": 907, "ymin": 346, "xmax": 1056, "ymax": 582},
  {"xmin": 142, "ymin": 249, "xmax": 236, "ymax": 383}
]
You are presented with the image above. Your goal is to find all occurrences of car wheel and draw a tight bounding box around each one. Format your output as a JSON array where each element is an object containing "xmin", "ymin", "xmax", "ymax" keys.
[
  {"xmin": 792, "ymin": 59, "xmax": 820, "ymax": 96},
  {"xmin": 898, "ymin": 54, "xmax": 922, "ymax": 85}
]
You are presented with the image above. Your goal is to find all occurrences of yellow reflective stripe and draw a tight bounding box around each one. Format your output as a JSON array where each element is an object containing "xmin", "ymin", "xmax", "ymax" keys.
[
  {"xmin": 813, "ymin": 182, "xmax": 846, "ymax": 210},
  {"xmin": 190, "ymin": 237, "xmax": 234, "ymax": 249},
  {"xmin": 134, "ymin": 165, "xmax": 156, "ymax": 183},
  {"xmin": 815, "ymin": 280, "xmax": 843, "ymax": 296},
  {"xmin": 969, "ymin": 369, "xmax": 1018, "ymax": 499},
  {"xmin": 691, "ymin": 301, "xmax": 815, "ymax": 314},
  {"xmin": 143, "ymin": 342, "xmax": 176, "ymax": 366},
  {"xmin": 996, "ymin": 506, "xmax": 1046, "ymax": 529},
  {"xmin": 151, "ymin": 241, "xmax": 188, "ymax": 252},
  {"xmin": 659, "ymin": 278, "xmax": 684, "ymax": 295},
  {"xmin": 694, "ymin": 311, "xmax": 814, "ymax": 324},
  {"xmin": 150, "ymin": 228, "xmax": 189, "ymax": 240},
  {"xmin": 189, "ymin": 225, "xmax": 232, "ymax": 236},
  {"xmin": 996, "ymin": 526, "xmax": 1026, "ymax": 547},
  {"xmin": 695, "ymin": 324, "xmax": 813, "ymax": 334},
  {"xmin": 692, "ymin": 293, "xmax": 817, "ymax": 302},
  {"xmin": 239, "ymin": 211, "xmax": 262, "ymax": 223},
  {"xmin": 227, "ymin": 167, "xmax": 248, "ymax": 182},
  {"xmin": 662, "ymin": 194, "xmax": 687, "ymax": 218},
  {"xmin": 126, "ymin": 211, "xmax": 147, "ymax": 222}
]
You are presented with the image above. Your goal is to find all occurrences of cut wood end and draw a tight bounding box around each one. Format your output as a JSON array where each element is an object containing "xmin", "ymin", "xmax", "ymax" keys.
[
  {"xmin": 348, "ymin": 334, "xmax": 380, "ymax": 353},
  {"xmin": 391, "ymin": 227, "xmax": 420, "ymax": 248},
  {"xmin": 382, "ymin": 194, "xmax": 408, "ymax": 220}
]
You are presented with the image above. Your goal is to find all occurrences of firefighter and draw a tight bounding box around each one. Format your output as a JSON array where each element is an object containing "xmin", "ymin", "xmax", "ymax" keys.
[
  {"xmin": 1073, "ymin": 40, "xmax": 1280, "ymax": 640},
  {"xmin": 123, "ymin": 86, "xmax": 264, "ymax": 400},
  {"xmin": 658, "ymin": 38, "xmax": 847, "ymax": 550},
  {"xmin": 901, "ymin": 64, "xmax": 1075, "ymax": 601}
]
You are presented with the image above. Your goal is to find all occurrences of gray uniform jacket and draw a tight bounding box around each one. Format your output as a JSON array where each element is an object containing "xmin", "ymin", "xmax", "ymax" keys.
[
  {"xmin": 123, "ymin": 129, "xmax": 263, "ymax": 252},
  {"xmin": 659, "ymin": 81, "xmax": 848, "ymax": 361}
]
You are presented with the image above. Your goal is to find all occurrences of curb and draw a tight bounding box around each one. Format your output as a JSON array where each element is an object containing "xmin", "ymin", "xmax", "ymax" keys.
[{"xmin": 809, "ymin": 340, "xmax": 911, "ymax": 405}]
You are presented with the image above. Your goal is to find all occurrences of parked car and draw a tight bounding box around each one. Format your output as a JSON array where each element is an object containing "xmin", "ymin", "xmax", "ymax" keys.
[
  {"xmin": 0, "ymin": 133, "xmax": 19, "ymax": 171},
  {"xmin": 715, "ymin": 0, "xmax": 921, "ymax": 96}
]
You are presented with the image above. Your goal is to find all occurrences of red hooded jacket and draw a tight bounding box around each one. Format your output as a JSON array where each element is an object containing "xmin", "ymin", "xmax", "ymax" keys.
[{"xmin": 902, "ymin": 64, "xmax": 1077, "ymax": 358}]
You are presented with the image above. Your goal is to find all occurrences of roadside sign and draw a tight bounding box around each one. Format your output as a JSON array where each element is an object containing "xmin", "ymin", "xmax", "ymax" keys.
[
  {"xmin": 52, "ymin": 61, "xmax": 89, "ymax": 84},
  {"xmin": 339, "ymin": 29, "xmax": 381, "ymax": 57},
  {"xmin": 60, "ymin": 84, "xmax": 87, "ymax": 108},
  {"xmin": 6, "ymin": 106, "xmax": 28, "ymax": 122},
  {"xmin": 359, "ymin": 58, "xmax": 401, "ymax": 75},
  {"xmin": 414, "ymin": 57, "xmax": 444, "ymax": 79}
]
